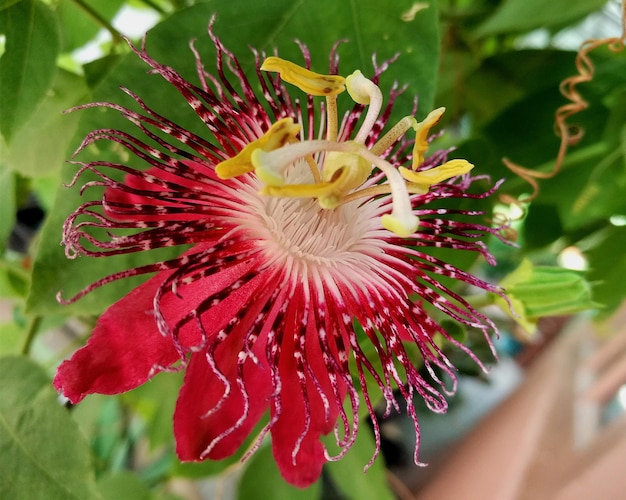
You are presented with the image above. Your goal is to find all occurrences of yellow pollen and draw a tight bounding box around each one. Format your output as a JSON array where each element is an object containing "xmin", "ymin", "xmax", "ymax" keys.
[
  {"xmin": 215, "ymin": 118, "xmax": 301, "ymax": 179},
  {"xmin": 261, "ymin": 57, "xmax": 346, "ymax": 96}
]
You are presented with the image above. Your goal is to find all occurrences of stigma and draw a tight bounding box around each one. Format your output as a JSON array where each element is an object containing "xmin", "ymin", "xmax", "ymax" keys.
[{"xmin": 216, "ymin": 57, "xmax": 473, "ymax": 237}]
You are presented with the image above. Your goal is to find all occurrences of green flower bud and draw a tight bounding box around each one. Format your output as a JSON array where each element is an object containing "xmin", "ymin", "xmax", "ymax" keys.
[{"xmin": 495, "ymin": 259, "xmax": 601, "ymax": 334}]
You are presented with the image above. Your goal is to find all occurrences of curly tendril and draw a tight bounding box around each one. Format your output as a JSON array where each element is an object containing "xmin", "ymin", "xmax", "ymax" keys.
[{"xmin": 501, "ymin": 0, "xmax": 626, "ymax": 205}]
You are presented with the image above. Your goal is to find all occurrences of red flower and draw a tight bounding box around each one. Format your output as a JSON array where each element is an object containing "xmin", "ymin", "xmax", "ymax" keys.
[{"xmin": 54, "ymin": 20, "xmax": 505, "ymax": 487}]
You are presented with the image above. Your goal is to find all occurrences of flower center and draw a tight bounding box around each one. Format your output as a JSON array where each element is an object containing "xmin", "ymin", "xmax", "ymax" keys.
[
  {"xmin": 216, "ymin": 57, "xmax": 474, "ymax": 237},
  {"xmin": 244, "ymin": 161, "xmax": 376, "ymax": 267},
  {"xmin": 258, "ymin": 197, "xmax": 365, "ymax": 266}
]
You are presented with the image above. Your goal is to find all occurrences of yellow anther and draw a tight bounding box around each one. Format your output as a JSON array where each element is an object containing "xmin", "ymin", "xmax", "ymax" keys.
[
  {"xmin": 412, "ymin": 107, "xmax": 446, "ymax": 169},
  {"xmin": 215, "ymin": 118, "xmax": 301, "ymax": 179},
  {"xmin": 400, "ymin": 159, "xmax": 474, "ymax": 189},
  {"xmin": 261, "ymin": 57, "xmax": 346, "ymax": 96}
]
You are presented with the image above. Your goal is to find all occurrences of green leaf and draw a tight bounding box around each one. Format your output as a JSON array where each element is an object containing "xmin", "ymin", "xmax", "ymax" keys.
[
  {"xmin": 57, "ymin": 0, "xmax": 125, "ymax": 52},
  {"xmin": 464, "ymin": 50, "xmax": 576, "ymax": 126},
  {"xmin": 435, "ymin": 48, "xmax": 477, "ymax": 122},
  {"xmin": 0, "ymin": 356, "xmax": 100, "ymax": 500},
  {"xmin": 97, "ymin": 472, "xmax": 151, "ymax": 500},
  {"xmin": 121, "ymin": 370, "xmax": 183, "ymax": 449},
  {"xmin": 4, "ymin": 69, "xmax": 88, "ymax": 177},
  {"xmin": 0, "ymin": 0, "xmax": 60, "ymax": 142},
  {"xmin": 0, "ymin": 320, "xmax": 23, "ymax": 356},
  {"xmin": 525, "ymin": 143, "xmax": 626, "ymax": 232},
  {"xmin": 32, "ymin": 174, "xmax": 63, "ymax": 212},
  {"xmin": 0, "ymin": 163, "xmax": 16, "ymax": 251},
  {"xmin": 237, "ymin": 443, "xmax": 321, "ymax": 500},
  {"xmin": 146, "ymin": 0, "xmax": 440, "ymax": 117},
  {"xmin": 0, "ymin": 0, "xmax": 22, "ymax": 11},
  {"xmin": 324, "ymin": 425, "xmax": 395, "ymax": 500},
  {"xmin": 475, "ymin": 50, "xmax": 615, "ymax": 188},
  {"xmin": 586, "ymin": 226, "xmax": 626, "ymax": 319},
  {"xmin": 482, "ymin": 85, "xmax": 578, "ymax": 170},
  {"xmin": 90, "ymin": 397, "xmax": 127, "ymax": 471},
  {"xmin": 475, "ymin": 0, "xmax": 607, "ymax": 37},
  {"xmin": 0, "ymin": 255, "xmax": 30, "ymax": 299},
  {"xmin": 83, "ymin": 54, "xmax": 125, "ymax": 89},
  {"xmin": 521, "ymin": 203, "xmax": 563, "ymax": 249}
]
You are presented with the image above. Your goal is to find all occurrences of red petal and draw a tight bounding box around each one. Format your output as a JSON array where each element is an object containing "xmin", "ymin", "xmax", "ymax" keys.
[
  {"xmin": 54, "ymin": 271, "xmax": 180, "ymax": 403},
  {"xmin": 54, "ymin": 245, "xmax": 260, "ymax": 404},
  {"xmin": 174, "ymin": 272, "xmax": 274, "ymax": 461},
  {"xmin": 173, "ymin": 348, "xmax": 272, "ymax": 462},
  {"xmin": 270, "ymin": 305, "xmax": 347, "ymax": 487}
]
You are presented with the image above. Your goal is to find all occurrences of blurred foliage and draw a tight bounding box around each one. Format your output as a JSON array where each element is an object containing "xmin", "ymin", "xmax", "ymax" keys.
[{"xmin": 1, "ymin": 0, "xmax": 624, "ymax": 498}]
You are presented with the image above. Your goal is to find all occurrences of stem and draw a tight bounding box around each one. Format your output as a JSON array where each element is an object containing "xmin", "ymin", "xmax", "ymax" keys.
[
  {"xmin": 72, "ymin": 0, "xmax": 124, "ymax": 44},
  {"xmin": 21, "ymin": 316, "xmax": 42, "ymax": 356}
]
